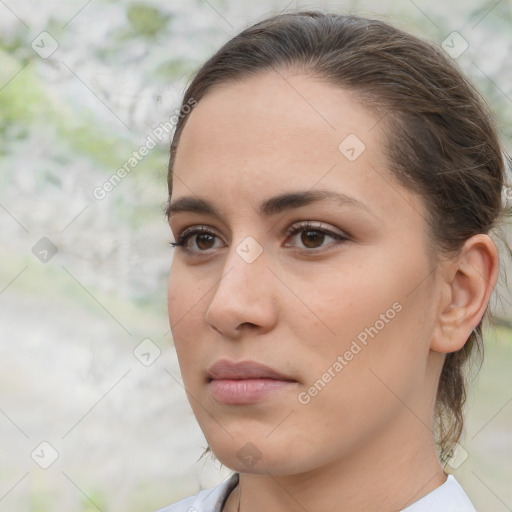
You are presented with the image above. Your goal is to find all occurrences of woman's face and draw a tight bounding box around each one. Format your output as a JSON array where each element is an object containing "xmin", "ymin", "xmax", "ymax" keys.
[{"xmin": 167, "ymin": 71, "xmax": 443, "ymax": 475}]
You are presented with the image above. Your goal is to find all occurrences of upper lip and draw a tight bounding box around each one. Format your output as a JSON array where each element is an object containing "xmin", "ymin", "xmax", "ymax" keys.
[{"xmin": 207, "ymin": 360, "xmax": 295, "ymax": 381}]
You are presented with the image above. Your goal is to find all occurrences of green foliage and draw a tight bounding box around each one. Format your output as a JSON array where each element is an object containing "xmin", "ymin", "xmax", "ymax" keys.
[
  {"xmin": 80, "ymin": 489, "xmax": 107, "ymax": 512},
  {"xmin": 0, "ymin": 52, "xmax": 45, "ymax": 133},
  {"xmin": 126, "ymin": 4, "xmax": 171, "ymax": 38},
  {"xmin": 155, "ymin": 59, "xmax": 191, "ymax": 82}
]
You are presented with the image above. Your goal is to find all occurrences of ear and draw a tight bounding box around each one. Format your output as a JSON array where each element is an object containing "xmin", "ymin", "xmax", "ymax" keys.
[{"xmin": 431, "ymin": 234, "xmax": 499, "ymax": 354}]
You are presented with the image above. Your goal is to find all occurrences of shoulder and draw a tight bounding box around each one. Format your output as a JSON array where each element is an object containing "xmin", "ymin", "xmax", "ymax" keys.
[
  {"xmin": 154, "ymin": 473, "xmax": 239, "ymax": 512},
  {"xmin": 401, "ymin": 474, "xmax": 476, "ymax": 512}
]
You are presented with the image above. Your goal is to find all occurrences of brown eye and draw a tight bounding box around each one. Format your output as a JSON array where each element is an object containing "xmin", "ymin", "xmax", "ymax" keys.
[
  {"xmin": 195, "ymin": 233, "xmax": 216, "ymax": 250},
  {"xmin": 171, "ymin": 226, "xmax": 224, "ymax": 253},
  {"xmin": 286, "ymin": 223, "xmax": 348, "ymax": 251},
  {"xmin": 301, "ymin": 230, "xmax": 325, "ymax": 248}
]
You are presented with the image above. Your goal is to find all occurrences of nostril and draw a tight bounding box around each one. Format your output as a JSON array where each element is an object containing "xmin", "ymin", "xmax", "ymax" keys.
[{"xmin": 239, "ymin": 322, "xmax": 258, "ymax": 330}]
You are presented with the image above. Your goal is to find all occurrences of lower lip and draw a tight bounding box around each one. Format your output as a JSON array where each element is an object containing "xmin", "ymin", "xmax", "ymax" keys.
[{"xmin": 209, "ymin": 378, "xmax": 295, "ymax": 404}]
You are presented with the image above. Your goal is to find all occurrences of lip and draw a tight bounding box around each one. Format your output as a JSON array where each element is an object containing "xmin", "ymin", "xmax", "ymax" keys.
[
  {"xmin": 207, "ymin": 359, "xmax": 297, "ymax": 405},
  {"xmin": 207, "ymin": 359, "xmax": 294, "ymax": 381}
]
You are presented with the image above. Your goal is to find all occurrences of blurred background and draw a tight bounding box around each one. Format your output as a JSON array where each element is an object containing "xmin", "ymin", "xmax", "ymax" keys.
[{"xmin": 0, "ymin": 0, "xmax": 510, "ymax": 511}]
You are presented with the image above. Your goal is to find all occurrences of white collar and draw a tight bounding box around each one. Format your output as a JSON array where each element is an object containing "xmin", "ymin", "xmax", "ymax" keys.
[{"xmin": 157, "ymin": 472, "xmax": 476, "ymax": 512}]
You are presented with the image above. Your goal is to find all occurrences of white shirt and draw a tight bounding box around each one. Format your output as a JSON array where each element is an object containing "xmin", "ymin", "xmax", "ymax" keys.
[{"xmin": 155, "ymin": 473, "xmax": 476, "ymax": 512}]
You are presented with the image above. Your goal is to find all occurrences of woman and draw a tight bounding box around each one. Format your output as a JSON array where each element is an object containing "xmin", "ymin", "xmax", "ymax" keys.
[{"xmin": 158, "ymin": 11, "xmax": 508, "ymax": 512}]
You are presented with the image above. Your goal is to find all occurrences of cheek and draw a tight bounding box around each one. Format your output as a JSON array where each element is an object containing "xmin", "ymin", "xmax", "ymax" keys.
[
  {"xmin": 282, "ymin": 259, "xmax": 397, "ymax": 352},
  {"xmin": 285, "ymin": 302, "xmax": 431, "ymax": 467},
  {"xmin": 285, "ymin": 249, "xmax": 433, "ymax": 402},
  {"xmin": 167, "ymin": 278, "xmax": 183, "ymax": 331},
  {"xmin": 167, "ymin": 260, "xmax": 206, "ymax": 329},
  {"xmin": 298, "ymin": 246, "xmax": 432, "ymax": 345},
  {"xmin": 167, "ymin": 261, "xmax": 187, "ymax": 324},
  {"xmin": 167, "ymin": 264, "xmax": 207, "ymax": 379}
]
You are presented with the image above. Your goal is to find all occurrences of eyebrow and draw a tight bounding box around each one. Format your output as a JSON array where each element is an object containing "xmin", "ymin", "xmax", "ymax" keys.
[{"xmin": 166, "ymin": 189, "xmax": 375, "ymax": 219}]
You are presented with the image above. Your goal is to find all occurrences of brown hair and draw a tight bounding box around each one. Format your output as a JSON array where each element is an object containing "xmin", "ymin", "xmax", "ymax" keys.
[{"xmin": 167, "ymin": 11, "xmax": 509, "ymax": 463}]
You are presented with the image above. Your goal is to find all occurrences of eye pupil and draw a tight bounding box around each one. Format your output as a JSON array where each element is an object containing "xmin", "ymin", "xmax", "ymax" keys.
[
  {"xmin": 196, "ymin": 233, "xmax": 215, "ymax": 250},
  {"xmin": 301, "ymin": 230, "xmax": 325, "ymax": 248}
]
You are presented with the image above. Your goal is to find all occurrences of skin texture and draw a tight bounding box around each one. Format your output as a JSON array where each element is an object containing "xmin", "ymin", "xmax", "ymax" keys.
[{"xmin": 167, "ymin": 71, "xmax": 499, "ymax": 512}]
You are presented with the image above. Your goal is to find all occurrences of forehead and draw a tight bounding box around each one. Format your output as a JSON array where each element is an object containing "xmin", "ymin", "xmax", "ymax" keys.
[
  {"xmin": 176, "ymin": 70, "xmax": 381, "ymax": 164},
  {"xmin": 171, "ymin": 71, "xmax": 422, "ymax": 224}
]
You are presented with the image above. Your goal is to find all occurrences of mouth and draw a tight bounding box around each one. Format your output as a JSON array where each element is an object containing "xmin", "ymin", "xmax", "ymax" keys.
[
  {"xmin": 207, "ymin": 359, "xmax": 295, "ymax": 381},
  {"xmin": 206, "ymin": 359, "xmax": 298, "ymax": 405}
]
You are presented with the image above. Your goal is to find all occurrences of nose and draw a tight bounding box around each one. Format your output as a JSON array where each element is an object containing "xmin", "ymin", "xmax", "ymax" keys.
[{"xmin": 205, "ymin": 241, "xmax": 279, "ymax": 338}]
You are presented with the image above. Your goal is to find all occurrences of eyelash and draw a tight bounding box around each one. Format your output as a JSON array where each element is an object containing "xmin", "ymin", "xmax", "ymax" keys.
[{"xmin": 169, "ymin": 222, "xmax": 349, "ymax": 254}]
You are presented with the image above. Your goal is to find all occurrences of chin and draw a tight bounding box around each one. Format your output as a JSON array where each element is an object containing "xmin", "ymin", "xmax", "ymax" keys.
[
  {"xmin": 205, "ymin": 434, "xmax": 316, "ymax": 476},
  {"xmin": 216, "ymin": 452, "xmax": 297, "ymax": 476}
]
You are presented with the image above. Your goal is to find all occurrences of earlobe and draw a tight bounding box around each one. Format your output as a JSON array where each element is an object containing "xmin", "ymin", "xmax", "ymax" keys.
[{"xmin": 431, "ymin": 234, "xmax": 499, "ymax": 354}]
